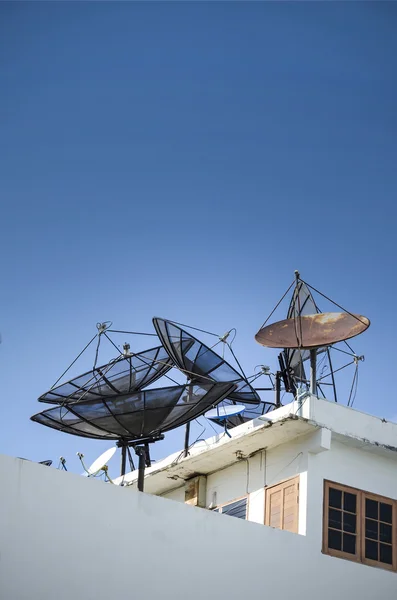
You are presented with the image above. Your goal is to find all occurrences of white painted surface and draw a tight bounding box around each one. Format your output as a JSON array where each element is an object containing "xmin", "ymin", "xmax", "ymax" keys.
[
  {"xmin": 0, "ymin": 453, "xmax": 396, "ymax": 600},
  {"xmin": 143, "ymin": 397, "xmax": 397, "ymax": 556},
  {"xmin": 306, "ymin": 439, "xmax": 397, "ymax": 548},
  {"xmin": 161, "ymin": 485, "xmax": 185, "ymax": 502},
  {"xmin": 310, "ymin": 398, "xmax": 397, "ymax": 447}
]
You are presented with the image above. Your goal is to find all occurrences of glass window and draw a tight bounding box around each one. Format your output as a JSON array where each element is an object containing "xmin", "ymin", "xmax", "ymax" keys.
[{"xmin": 324, "ymin": 481, "xmax": 395, "ymax": 572}]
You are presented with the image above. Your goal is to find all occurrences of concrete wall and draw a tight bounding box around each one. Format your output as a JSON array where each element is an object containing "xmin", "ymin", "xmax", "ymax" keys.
[
  {"xmin": 160, "ymin": 425, "xmax": 397, "ymax": 550},
  {"xmin": 0, "ymin": 453, "xmax": 395, "ymax": 600},
  {"xmin": 307, "ymin": 439, "xmax": 397, "ymax": 548}
]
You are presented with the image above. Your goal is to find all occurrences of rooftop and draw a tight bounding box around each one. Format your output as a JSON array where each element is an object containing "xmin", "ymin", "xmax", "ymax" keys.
[{"xmin": 114, "ymin": 395, "xmax": 397, "ymax": 493}]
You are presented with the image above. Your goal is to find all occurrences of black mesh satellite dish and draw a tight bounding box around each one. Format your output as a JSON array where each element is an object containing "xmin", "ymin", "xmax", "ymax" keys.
[
  {"xmin": 31, "ymin": 380, "xmax": 236, "ymax": 490},
  {"xmin": 152, "ymin": 318, "xmax": 260, "ymax": 405},
  {"xmin": 38, "ymin": 345, "xmax": 174, "ymax": 405}
]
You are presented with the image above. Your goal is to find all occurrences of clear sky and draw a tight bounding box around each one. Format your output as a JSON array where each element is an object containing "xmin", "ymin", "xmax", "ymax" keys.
[{"xmin": 1, "ymin": 2, "xmax": 396, "ymax": 477}]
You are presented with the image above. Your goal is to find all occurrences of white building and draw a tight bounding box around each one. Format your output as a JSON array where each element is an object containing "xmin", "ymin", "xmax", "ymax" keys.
[{"xmin": 1, "ymin": 395, "xmax": 397, "ymax": 599}]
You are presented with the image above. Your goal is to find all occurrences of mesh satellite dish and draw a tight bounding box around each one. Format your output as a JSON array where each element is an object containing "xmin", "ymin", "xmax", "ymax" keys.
[
  {"xmin": 278, "ymin": 281, "xmax": 359, "ymax": 402},
  {"xmin": 31, "ymin": 381, "xmax": 236, "ymax": 490},
  {"xmin": 255, "ymin": 271, "xmax": 370, "ymax": 401},
  {"xmin": 39, "ymin": 345, "xmax": 174, "ymax": 405},
  {"xmin": 152, "ymin": 318, "xmax": 260, "ymax": 405},
  {"xmin": 255, "ymin": 312, "xmax": 370, "ymax": 349},
  {"xmin": 283, "ymin": 281, "xmax": 323, "ymax": 388}
]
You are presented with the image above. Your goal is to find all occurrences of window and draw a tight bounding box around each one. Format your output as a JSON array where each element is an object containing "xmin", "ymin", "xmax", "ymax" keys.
[
  {"xmin": 213, "ymin": 497, "xmax": 248, "ymax": 519},
  {"xmin": 323, "ymin": 481, "xmax": 396, "ymax": 571},
  {"xmin": 265, "ymin": 476, "xmax": 299, "ymax": 533}
]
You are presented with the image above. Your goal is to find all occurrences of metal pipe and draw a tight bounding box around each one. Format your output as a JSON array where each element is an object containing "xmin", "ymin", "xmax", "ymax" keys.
[
  {"xmin": 184, "ymin": 421, "xmax": 190, "ymax": 458},
  {"xmin": 310, "ymin": 349, "xmax": 317, "ymax": 395},
  {"xmin": 120, "ymin": 445, "xmax": 127, "ymax": 476},
  {"xmin": 275, "ymin": 371, "xmax": 281, "ymax": 407},
  {"xmin": 137, "ymin": 447, "xmax": 146, "ymax": 492},
  {"xmin": 183, "ymin": 383, "xmax": 192, "ymax": 457}
]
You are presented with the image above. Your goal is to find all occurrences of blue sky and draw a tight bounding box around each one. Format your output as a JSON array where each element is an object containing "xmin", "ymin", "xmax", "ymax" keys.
[{"xmin": 1, "ymin": 3, "xmax": 396, "ymax": 476}]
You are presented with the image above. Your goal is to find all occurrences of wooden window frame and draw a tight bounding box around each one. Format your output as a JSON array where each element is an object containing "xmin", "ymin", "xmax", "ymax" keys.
[
  {"xmin": 360, "ymin": 490, "xmax": 397, "ymax": 572},
  {"xmin": 264, "ymin": 475, "xmax": 300, "ymax": 534},
  {"xmin": 323, "ymin": 480, "xmax": 397, "ymax": 572},
  {"xmin": 213, "ymin": 495, "xmax": 249, "ymax": 520}
]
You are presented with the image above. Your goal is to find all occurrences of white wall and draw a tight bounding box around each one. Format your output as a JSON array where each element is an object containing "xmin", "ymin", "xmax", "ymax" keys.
[
  {"xmin": 163, "ymin": 432, "xmax": 312, "ymax": 533},
  {"xmin": 160, "ymin": 427, "xmax": 397, "ymax": 549},
  {"xmin": 0, "ymin": 454, "xmax": 395, "ymax": 600},
  {"xmin": 307, "ymin": 439, "xmax": 397, "ymax": 548}
]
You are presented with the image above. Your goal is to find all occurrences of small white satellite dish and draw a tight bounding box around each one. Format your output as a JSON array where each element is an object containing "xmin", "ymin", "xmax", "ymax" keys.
[{"xmin": 87, "ymin": 447, "xmax": 117, "ymax": 475}]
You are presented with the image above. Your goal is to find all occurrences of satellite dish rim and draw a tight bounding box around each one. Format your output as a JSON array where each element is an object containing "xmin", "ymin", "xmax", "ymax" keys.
[
  {"xmin": 255, "ymin": 312, "xmax": 370, "ymax": 349},
  {"xmin": 153, "ymin": 317, "xmax": 260, "ymax": 405},
  {"xmin": 87, "ymin": 446, "xmax": 117, "ymax": 475},
  {"xmin": 31, "ymin": 381, "xmax": 238, "ymax": 442},
  {"xmin": 38, "ymin": 343, "xmax": 173, "ymax": 404},
  {"xmin": 205, "ymin": 404, "xmax": 246, "ymax": 421}
]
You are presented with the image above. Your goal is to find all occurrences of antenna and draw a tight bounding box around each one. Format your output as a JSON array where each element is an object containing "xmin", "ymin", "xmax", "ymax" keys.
[
  {"xmin": 39, "ymin": 343, "xmax": 175, "ymax": 405},
  {"xmin": 32, "ymin": 380, "xmax": 236, "ymax": 491},
  {"xmin": 206, "ymin": 404, "xmax": 246, "ymax": 438},
  {"xmin": 255, "ymin": 272, "xmax": 370, "ymax": 401},
  {"xmin": 77, "ymin": 447, "xmax": 117, "ymax": 477},
  {"xmin": 153, "ymin": 317, "xmax": 262, "ymax": 448},
  {"xmin": 255, "ymin": 312, "xmax": 370, "ymax": 349}
]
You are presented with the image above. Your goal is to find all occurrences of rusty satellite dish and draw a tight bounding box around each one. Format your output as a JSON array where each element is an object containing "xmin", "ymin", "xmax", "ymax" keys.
[{"xmin": 255, "ymin": 312, "xmax": 370, "ymax": 349}]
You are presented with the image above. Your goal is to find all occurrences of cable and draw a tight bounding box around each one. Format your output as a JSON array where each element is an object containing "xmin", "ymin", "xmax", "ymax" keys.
[
  {"xmin": 167, "ymin": 319, "xmax": 219, "ymax": 338},
  {"xmin": 331, "ymin": 345, "xmax": 358, "ymax": 358},
  {"xmin": 171, "ymin": 419, "xmax": 208, "ymax": 464},
  {"xmin": 348, "ymin": 363, "xmax": 359, "ymax": 407},
  {"xmin": 259, "ymin": 279, "xmax": 296, "ymax": 329},
  {"xmin": 107, "ymin": 329, "xmax": 158, "ymax": 337},
  {"xmin": 265, "ymin": 452, "xmax": 303, "ymax": 488},
  {"xmin": 226, "ymin": 342, "xmax": 248, "ymax": 381},
  {"xmin": 93, "ymin": 333, "xmax": 103, "ymax": 370},
  {"xmin": 245, "ymin": 458, "xmax": 250, "ymax": 494},
  {"xmin": 350, "ymin": 368, "xmax": 359, "ymax": 408},
  {"xmin": 317, "ymin": 360, "xmax": 355, "ymax": 382},
  {"xmin": 103, "ymin": 332, "xmax": 124, "ymax": 356},
  {"xmin": 50, "ymin": 333, "xmax": 98, "ymax": 389},
  {"xmin": 301, "ymin": 279, "xmax": 369, "ymax": 326}
]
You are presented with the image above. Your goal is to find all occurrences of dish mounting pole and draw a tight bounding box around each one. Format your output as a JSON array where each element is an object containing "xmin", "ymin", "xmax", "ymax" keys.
[
  {"xmin": 121, "ymin": 445, "xmax": 127, "ymax": 477},
  {"xmin": 310, "ymin": 349, "xmax": 317, "ymax": 395},
  {"xmin": 132, "ymin": 435, "xmax": 164, "ymax": 492},
  {"xmin": 184, "ymin": 380, "xmax": 193, "ymax": 458}
]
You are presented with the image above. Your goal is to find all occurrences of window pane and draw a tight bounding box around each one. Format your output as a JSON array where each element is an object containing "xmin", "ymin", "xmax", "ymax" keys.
[
  {"xmin": 221, "ymin": 498, "xmax": 247, "ymax": 519},
  {"xmin": 329, "ymin": 488, "xmax": 342, "ymax": 509},
  {"xmin": 380, "ymin": 543, "xmax": 393, "ymax": 565},
  {"xmin": 380, "ymin": 503, "xmax": 392, "ymax": 524},
  {"xmin": 365, "ymin": 518, "xmax": 378, "ymax": 540},
  {"xmin": 343, "ymin": 533, "xmax": 356, "ymax": 555},
  {"xmin": 328, "ymin": 529, "xmax": 342, "ymax": 550},
  {"xmin": 365, "ymin": 539, "xmax": 378, "ymax": 561},
  {"xmin": 343, "ymin": 492, "xmax": 357, "ymax": 513},
  {"xmin": 343, "ymin": 512, "xmax": 356, "ymax": 534},
  {"xmin": 366, "ymin": 498, "xmax": 378, "ymax": 520},
  {"xmin": 380, "ymin": 523, "xmax": 392, "ymax": 544},
  {"xmin": 329, "ymin": 508, "xmax": 342, "ymax": 530}
]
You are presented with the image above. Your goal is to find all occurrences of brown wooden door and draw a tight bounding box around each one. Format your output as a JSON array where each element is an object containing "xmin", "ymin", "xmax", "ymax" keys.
[{"xmin": 265, "ymin": 476, "xmax": 299, "ymax": 533}]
